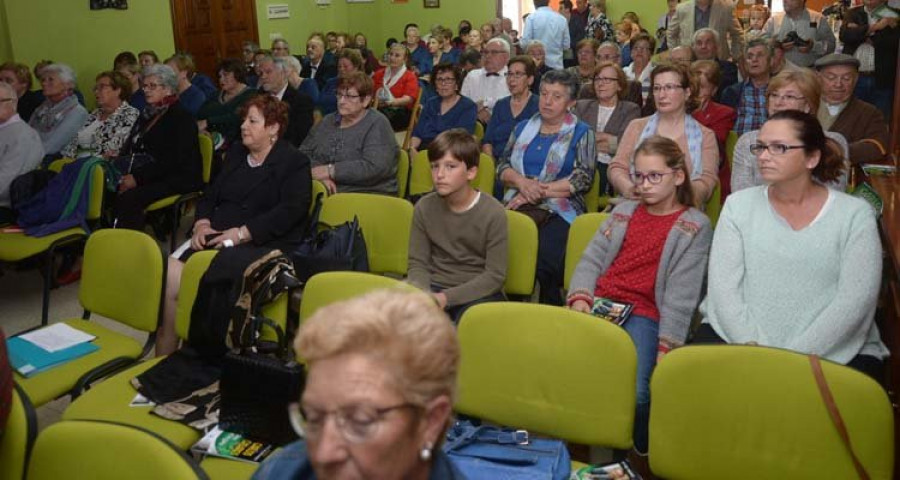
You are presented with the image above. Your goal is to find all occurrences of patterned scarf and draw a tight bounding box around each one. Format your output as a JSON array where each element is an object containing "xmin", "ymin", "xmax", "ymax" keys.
[
  {"xmin": 505, "ymin": 112, "xmax": 579, "ymax": 223},
  {"xmin": 636, "ymin": 113, "xmax": 704, "ymax": 180},
  {"xmin": 30, "ymin": 94, "xmax": 79, "ymax": 134}
]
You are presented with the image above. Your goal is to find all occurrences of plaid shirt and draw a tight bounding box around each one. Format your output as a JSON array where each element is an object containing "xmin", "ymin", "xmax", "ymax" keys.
[{"xmin": 733, "ymin": 81, "xmax": 767, "ymax": 136}]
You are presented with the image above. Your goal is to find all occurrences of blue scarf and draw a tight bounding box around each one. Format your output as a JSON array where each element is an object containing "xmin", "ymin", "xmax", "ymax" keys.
[
  {"xmin": 505, "ymin": 112, "xmax": 579, "ymax": 223},
  {"xmin": 635, "ymin": 113, "xmax": 705, "ymax": 180}
]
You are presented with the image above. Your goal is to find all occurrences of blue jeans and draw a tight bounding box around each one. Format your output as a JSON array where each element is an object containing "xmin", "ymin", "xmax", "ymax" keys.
[{"xmin": 622, "ymin": 314, "xmax": 659, "ymax": 454}]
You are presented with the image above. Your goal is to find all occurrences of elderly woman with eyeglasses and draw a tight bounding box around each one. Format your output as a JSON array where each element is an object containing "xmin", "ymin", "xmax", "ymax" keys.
[
  {"xmin": 252, "ymin": 289, "xmax": 462, "ymax": 480},
  {"xmin": 300, "ymin": 72, "xmax": 399, "ymax": 195},
  {"xmin": 731, "ymin": 69, "xmax": 849, "ymax": 193},
  {"xmin": 28, "ymin": 63, "xmax": 88, "ymax": 159},
  {"xmin": 60, "ymin": 71, "xmax": 139, "ymax": 160},
  {"xmin": 608, "ymin": 62, "xmax": 719, "ymax": 205},
  {"xmin": 498, "ymin": 69, "xmax": 595, "ymax": 306},
  {"xmin": 696, "ymin": 110, "xmax": 887, "ymax": 382},
  {"xmin": 408, "ymin": 64, "xmax": 476, "ymax": 159}
]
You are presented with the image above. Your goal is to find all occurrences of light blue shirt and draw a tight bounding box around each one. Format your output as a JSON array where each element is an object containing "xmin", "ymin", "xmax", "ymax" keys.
[{"xmin": 521, "ymin": 6, "xmax": 570, "ymax": 70}]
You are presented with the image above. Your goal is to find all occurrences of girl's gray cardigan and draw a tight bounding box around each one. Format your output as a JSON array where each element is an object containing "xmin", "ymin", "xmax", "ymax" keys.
[{"xmin": 566, "ymin": 200, "xmax": 712, "ymax": 350}]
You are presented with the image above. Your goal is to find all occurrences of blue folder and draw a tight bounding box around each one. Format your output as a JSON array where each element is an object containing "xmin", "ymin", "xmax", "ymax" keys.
[{"xmin": 7, "ymin": 336, "xmax": 99, "ymax": 378}]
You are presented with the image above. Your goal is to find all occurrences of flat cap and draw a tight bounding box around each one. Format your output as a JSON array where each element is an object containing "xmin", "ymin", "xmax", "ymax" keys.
[{"xmin": 814, "ymin": 53, "xmax": 860, "ymax": 70}]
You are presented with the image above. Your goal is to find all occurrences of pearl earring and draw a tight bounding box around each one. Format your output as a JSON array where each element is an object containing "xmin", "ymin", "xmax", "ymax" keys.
[{"xmin": 419, "ymin": 441, "xmax": 433, "ymax": 461}]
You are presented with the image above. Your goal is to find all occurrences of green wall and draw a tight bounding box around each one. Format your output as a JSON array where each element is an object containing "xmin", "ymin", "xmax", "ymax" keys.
[
  {"xmin": 0, "ymin": 0, "xmax": 11, "ymax": 61},
  {"xmin": 2, "ymin": 0, "xmax": 175, "ymax": 109}
]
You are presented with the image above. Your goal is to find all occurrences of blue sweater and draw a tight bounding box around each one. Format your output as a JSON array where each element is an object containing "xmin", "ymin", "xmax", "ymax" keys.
[{"xmin": 412, "ymin": 96, "xmax": 477, "ymax": 146}]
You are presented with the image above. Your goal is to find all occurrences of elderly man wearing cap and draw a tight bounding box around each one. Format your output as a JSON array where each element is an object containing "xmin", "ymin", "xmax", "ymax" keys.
[
  {"xmin": 816, "ymin": 53, "xmax": 890, "ymax": 164},
  {"xmin": 839, "ymin": 0, "xmax": 899, "ymax": 120}
]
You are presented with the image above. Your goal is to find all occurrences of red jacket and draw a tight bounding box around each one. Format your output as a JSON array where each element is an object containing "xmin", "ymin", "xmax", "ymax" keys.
[{"xmin": 373, "ymin": 68, "xmax": 420, "ymax": 110}]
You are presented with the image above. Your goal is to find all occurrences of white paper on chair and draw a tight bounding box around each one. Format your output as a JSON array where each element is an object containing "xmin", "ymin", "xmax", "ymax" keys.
[{"xmin": 19, "ymin": 323, "xmax": 97, "ymax": 353}]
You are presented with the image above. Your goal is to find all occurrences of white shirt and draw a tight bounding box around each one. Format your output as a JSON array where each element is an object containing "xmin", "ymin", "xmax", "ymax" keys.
[
  {"xmin": 521, "ymin": 6, "xmax": 570, "ymax": 70},
  {"xmin": 460, "ymin": 67, "xmax": 511, "ymax": 112}
]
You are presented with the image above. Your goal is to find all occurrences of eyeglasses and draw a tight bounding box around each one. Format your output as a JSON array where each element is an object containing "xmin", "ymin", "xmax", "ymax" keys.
[
  {"xmin": 749, "ymin": 143, "xmax": 806, "ymax": 156},
  {"xmin": 630, "ymin": 170, "xmax": 677, "ymax": 185},
  {"xmin": 435, "ymin": 76, "xmax": 457, "ymax": 84},
  {"xmin": 507, "ymin": 72, "xmax": 529, "ymax": 79},
  {"xmin": 289, "ymin": 402, "xmax": 417, "ymax": 444},
  {"xmin": 594, "ymin": 76, "xmax": 618, "ymax": 84},
  {"xmin": 767, "ymin": 92, "xmax": 806, "ymax": 103},
  {"xmin": 652, "ymin": 84, "xmax": 684, "ymax": 94},
  {"xmin": 142, "ymin": 82, "xmax": 164, "ymax": 91},
  {"xmin": 336, "ymin": 92, "xmax": 362, "ymax": 100}
]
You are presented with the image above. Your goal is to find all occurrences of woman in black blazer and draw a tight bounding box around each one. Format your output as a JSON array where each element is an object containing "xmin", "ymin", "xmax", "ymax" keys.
[
  {"xmin": 157, "ymin": 94, "xmax": 311, "ymax": 355},
  {"xmin": 115, "ymin": 64, "xmax": 203, "ymax": 230}
]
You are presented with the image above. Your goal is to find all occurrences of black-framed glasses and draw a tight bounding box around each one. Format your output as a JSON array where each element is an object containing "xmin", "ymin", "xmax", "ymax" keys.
[
  {"xmin": 288, "ymin": 402, "xmax": 418, "ymax": 444},
  {"xmin": 749, "ymin": 143, "xmax": 806, "ymax": 156},
  {"xmin": 630, "ymin": 170, "xmax": 677, "ymax": 185},
  {"xmin": 142, "ymin": 82, "xmax": 164, "ymax": 91},
  {"xmin": 336, "ymin": 91, "xmax": 362, "ymax": 100}
]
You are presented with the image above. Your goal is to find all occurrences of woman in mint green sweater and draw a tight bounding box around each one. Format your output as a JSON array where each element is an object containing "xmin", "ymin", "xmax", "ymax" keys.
[{"xmin": 699, "ymin": 110, "xmax": 889, "ymax": 381}]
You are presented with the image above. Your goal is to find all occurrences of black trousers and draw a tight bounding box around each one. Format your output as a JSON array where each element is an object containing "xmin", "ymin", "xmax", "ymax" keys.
[
  {"xmin": 537, "ymin": 215, "xmax": 570, "ymax": 306},
  {"xmin": 114, "ymin": 182, "xmax": 177, "ymax": 230}
]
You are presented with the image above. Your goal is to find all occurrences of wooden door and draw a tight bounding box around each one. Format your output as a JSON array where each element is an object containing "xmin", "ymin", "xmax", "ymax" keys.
[{"xmin": 170, "ymin": 0, "xmax": 258, "ymax": 79}]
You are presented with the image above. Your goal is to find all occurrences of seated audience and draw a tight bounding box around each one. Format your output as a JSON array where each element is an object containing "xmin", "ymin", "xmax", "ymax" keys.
[
  {"xmin": 116, "ymin": 62, "xmax": 146, "ymax": 112},
  {"xmin": 691, "ymin": 29, "xmax": 738, "ymax": 99},
  {"xmin": 373, "ymin": 44, "xmax": 420, "ymax": 131},
  {"xmin": 623, "ymin": 33, "xmax": 656, "ymax": 104},
  {"xmin": 405, "ymin": 24, "xmax": 432, "ymax": 76},
  {"xmin": 422, "ymin": 36, "xmax": 444, "ymax": 83},
  {"xmin": 721, "ymin": 37, "xmax": 772, "ymax": 136},
  {"xmin": 257, "ymin": 55, "xmax": 314, "ymax": 147},
  {"xmin": 159, "ymin": 95, "xmax": 310, "ymax": 355},
  {"xmin": 815, "ymin": 53, "xmax": 891, "ymax": 165},
  {"xmin": 300, "ymin": 72, "xmax": 399, "ymax": 195},
  {"xmin": 574, "ymin": 61, "xmax": 641, "ymax": 196},
  {"xmin": 592, "ymin": 42, "xmax": 644, "ymax": 106},
  {"xmin": 283, "ymin": 55, "xmax": 320, "ymax": 103},
  {"xmin": 614, "ymin": 21, "xmax": 635, "ymax": 67},
  {"xmin": 409, "ymin": 64, "xmax": 477, "ymax": 157},
  {"xmin": 241, "ymin": 42, "xmax": 260, "ymax": 87},
  {"xmin": 666, "ymin": 45, "xmax": 695, "ymax": 69},
  {"xmin": 0, "ymin": 62, "xmax": 43, "ymax": 122},
  {"xmin": 408, "ymin": 129, "xmax": 508, "ymax": 321},
  {"xmin": 113, "ymin": 64, "xmax": 202, "ymax": 231},
  {"xmin": 113, "ymin": 51, "xmax": 137, "ymax": 71},
  {"xmin": 138, "ymin": 50, "xmax": 159, "ymax": 68},
  {"xmin": 524, "ymin": 40, "xmax": 552, "ymax": 96},
  {"xmin": 585, "ymin": 0, "xmax": 615, "ymax": 41},
  {"xmin": 566, "ymin": 38, "xmax": 601, "ymax": 91},
  {"xmin": 699, "ymin": 110, "xmax": 887, "ymax": 382},
  {"xmin": 197, "ymin": 58, "xmax": 257, "ymax": 148},
  {"xmin": 28, "ymin": 63, "xmax": 88, "ymax": 160},
  {"xmin": 352, "ymin": 32, "xmax": 380, "ymax": 74},
  {"xmin": 61, "ymin": 71, "xmax": 139, "ymax": 159},
  {"xmin": 691, "ymin": 60, "xmax": 736, "ymax": 200},
  {"xmin": 302, "ymin": 33, "xmax": 338, "ymax": 90},
  {"xmin": 164, "ymin": 54, "xmax": 207, "ymax": 116},
  {"xmin": 0, "ymin": 82, "xmax": 43, "ymax": 224},
  {"xmin": 317, "ymin": 49, "xmax": 364, "ymax": 116},
  {"xmin": 481, "ymin": 56, "xmax": 539, "ymax": 160},
  {"xmin": 568, "ymin": 135, "xmax": 711, "ymax": 456},
  {"xmin": 609, "ymin": 63, "xmax": 719, "ymax": 204},
  {"xmin": 457, "ymin": 48, "xmax": 482, "ymax": 79},
  {"xmin": 271, "ymin": 38, "xmax": 291, "ymax": 58},
  {"xmin": 461, "ymin": 37, "xmax": 512, "ymax": 125},
  {"xmin": 498, "ymin": 69, "xmax": 594, "ymax": 305},
  {"xmin": 733, "ymin": 68, "xmax": 849, "ymax": 193},
  {"xmin": 467, "ymin": 29, "xmax": 486, "ymax": 53},
  {"xmin": 251, "ymin": 289, "xmax": 461, "ymax": 480}
]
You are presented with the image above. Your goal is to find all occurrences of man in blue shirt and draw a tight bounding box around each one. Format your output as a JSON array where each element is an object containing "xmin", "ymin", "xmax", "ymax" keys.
[
  {"xmin": 721, "ymin": 38, "xmax": 772, "ymax": 135},
  {"xmin": 522, "ymin": 0, "xmax": 570, "ymax": 70}
]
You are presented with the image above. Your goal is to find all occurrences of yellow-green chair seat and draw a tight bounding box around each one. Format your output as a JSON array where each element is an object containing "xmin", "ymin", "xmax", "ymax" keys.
[
  {"xmin": 0, "ymin": 385, "xmax": 37, "ymax": 480},
  {"xmin": 705, "ymin": 182, "xmax": 722, "ymax": 229},
  {"xmin": 62, "ymin": 357, "xmax": 203, "ymax": 450},
  {"xmin": 584, "ymin": 170, "xmax": 601, "ymax": 213},
  {"xmin": 16, "ymin": 319, "xmax": 144, "ymax": 406},
  {"xmin": 300, "ymin": 271, "xmax": 410, "ymax": 321},
  {"xmin": 201, "ymin": 457, "xmax": 260, "ymax": 480},
  {"xmin": 0, "ymin": 228, "xmax": 86, "ymax": 262},
  {"xmin": 397, "ymin": 149, "xmax": 410, "ymax": 199},
  {"xmin": 564, "ymin": 213, "xmax": 609, "ymax": 291},
  {"xmin": 504, "ymin": 210, "xmax": 538, "ymax": 297},
  {"xmin": 146, "ymin": 194, "xmax": 180, "ymax": 211},
  {"xmin": 309, "ymin": 180, "xmax": 328, "ymax": 217},
  {"xmin": 408, "ymin": 150, "xmax": 496, "ymax": 197},
  {"xmin": 27, "ymin": 420, "xmax": 209, "ymax": 480},
  {"xmin": 475, "ymin": 153, "xmax": 495, "ymax": 196}
]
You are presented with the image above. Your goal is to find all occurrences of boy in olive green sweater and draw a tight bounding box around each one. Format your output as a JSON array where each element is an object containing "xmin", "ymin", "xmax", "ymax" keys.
[{"xmin": 407, "ymin": 129, "xmax": 508, "ymax": 322}]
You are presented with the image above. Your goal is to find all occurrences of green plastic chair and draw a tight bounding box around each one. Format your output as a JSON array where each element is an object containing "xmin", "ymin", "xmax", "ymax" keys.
[
  {"xmin": 649, "ymin": 345, "xmax": 894, "ymax": 480},
  {"xmin": 584, "ymin": 170, "xmax": 602, "ymax": 213},
  {"xmin": 474, "ymin": 153, "xmax": 496, "ymax": 196},
  {"xmin": 726, "ymin": 130, "xmax": 739, "ymax": 168},
  {"xmin": 318, "ymin": 193, "xmax": 414, "ymax": 276},
  {"xmin": 397, "ymin": 149, "xmax": 410, "ymax": 199},
  {"xmin": 705, "ymin": 181, "xmax": 722, "ymax": 229},
  {"xmin": 563, "ymin": 212, "xmax": 609, "ymax": 291},
  {"xmin": 15, "ymin": 229, "xmax": 164, "ymax": 407},
  {"xmin": 0, "ymin": 162, "xmax": 105, "ymax": 326},
  {"xmin": 474, "ymin": 121, "xmax": 485, "ymax": 143},
  {"xmin": 299, "ymin": 271, "xmax": 411, "ymax": 321},
  {"xmin": 145, "ymin": 134, "xmax": 214, "ymax": 252},
  {"xmin": 503, "ymin": 210, "xmax": 538, "ymax": 298},
  {"xmin": 0, "ymin": 385, "xmax": 37, "ymax": 480},
  {"xmin": 27, "ymin": 420, "xmax": 209, "ymax": 480},
  {"xmin": 456, "ymin": 302, "xmax": 637, "ymax": 449},
  {"xmin": 309, "ymin": 179, "xmax": 328, "ymax": 217},
  {"xmin": 200, "ymin": 457, "xmax": 259, "ymax": 480},
  {"xmin": 62, "ymin": 250, "xmax": 288, "ymax": 449},
  {"xmin": 408, "ymin": 150, "xmax": 496, "ymax": 197}
]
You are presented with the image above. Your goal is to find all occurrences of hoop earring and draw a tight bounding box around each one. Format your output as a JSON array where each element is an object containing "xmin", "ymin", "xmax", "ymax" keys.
[{"xmin": 419, "ymin": 441, "xmax": 433, "ymax": 461}]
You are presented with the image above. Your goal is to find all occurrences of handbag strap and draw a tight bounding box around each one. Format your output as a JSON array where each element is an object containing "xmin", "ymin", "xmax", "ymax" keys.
[{"xmin": 809, "ymin": 355, "xmax": 870, "ymax": 480}]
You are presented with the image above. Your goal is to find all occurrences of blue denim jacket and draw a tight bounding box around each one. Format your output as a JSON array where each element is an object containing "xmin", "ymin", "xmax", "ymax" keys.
[{"xmin": 251, "ymin": 439, "xmax": 465, "ymax": 479}]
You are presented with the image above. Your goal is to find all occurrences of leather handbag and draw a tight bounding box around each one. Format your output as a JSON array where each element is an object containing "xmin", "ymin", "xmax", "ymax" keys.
[
  {"xmin": 291, "ymin": 193, "xmax": 369, "ymax": 282},
  {"xmin": 219, "ymin": 316, "xmax": 305, "ymax": 446}
]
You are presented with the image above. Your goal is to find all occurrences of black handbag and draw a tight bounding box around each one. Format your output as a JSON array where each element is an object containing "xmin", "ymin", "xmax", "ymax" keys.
[
  {"xmin": 219, "ymin": 316, "xmax": 305, "ymax": 446},
  {"xmin": 291, "ymin": 192, "xmax": 369, "ymax": 282},
  {"xmin": 112, "ymin": 152, "xmax": 155, "ymax": 175}
]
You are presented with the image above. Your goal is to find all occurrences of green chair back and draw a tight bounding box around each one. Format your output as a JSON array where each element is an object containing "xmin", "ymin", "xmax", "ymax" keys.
[
  {"xmin": 705, "ymin": 182, "xmax": 721, "ymax": 229},
  {"xmin": 563, "ymin": 212, "xmax": 609, "ymax": 291},
  {"xmin": 319, "ymin": 193, "xmax": 414, "ymax": 276},
  {"xmin": 584, "ymin": 170, "xmax": 601, "ymax": 213},
  {"xmin": 504, "ymin": 210, "xmax": 538, "ymax": 296},
  {"xmin": 456, "ymin": 302, "xmax": 637, "ymax": 448},
  {"xmin": 310, "ymin": 179, "xmax": 328, "ymax": 217},
  {"xmin": 26, "ymin": 420, "xmax": 209, "ymax": 480},
  {"xmin": 474, "ymin": 153, "xmax": 495, "ymax": 196},
  {"xmin": 649, "ymin": 345, "xmax": 894, "ymax": 480},
  {"xmin": 79, "ymin": 229, "xmax": 164, "ymax": 333},
  {"xmin": 726, "ymin": 130, "xmax": 739, "ymax": 168},
  {"xmin": 0, "ymin": 385, "xmax": 37, "ymax": 480},
  {"xmin": 198, "ymin": 134, "xmax": 213, "ymax": 184},
  {"xmin": 397, "ymin": 149, "xmax": 410, "ymax": 199},
  {"xmin": 87, "ymin": 163, "xmax": 105, "ymax": 221},
  {"xmin": 408, "ymin": 150, "xmax": 433, "ymax": 197},
  {"xmin": 474, "ymin": 121, "xmax": 485, "ymax": 143},
  {"xmin": 299, "ymin": 271, "xmax": 411, "ymax": 321}
]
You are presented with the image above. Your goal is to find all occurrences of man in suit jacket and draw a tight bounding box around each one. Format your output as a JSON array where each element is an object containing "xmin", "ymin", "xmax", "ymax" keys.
[
  {"xmin": 667, "ymin": 0, "xmax": 744, "ymax": 60},
  {"xmin": 839, "ymin": 0, "xmax": 899, "ymax": 120},
  {"xmin": 257, "ymin": 56, "xmax": 314, "ymax": 148},
  {"xmin": 301, "ymin": 35, "xmax": 337, "ymax": 91}
]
